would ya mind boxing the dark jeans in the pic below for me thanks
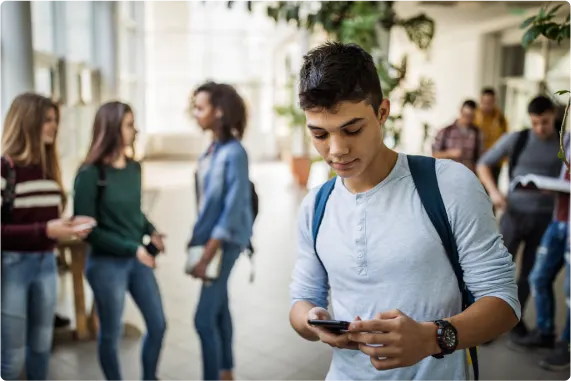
[1,251,57,380]
[194,244,241,380]
[500,210,552,317]
[529,221,570,341]
[86,255,167,380]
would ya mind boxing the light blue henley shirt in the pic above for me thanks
[290,153,521,380]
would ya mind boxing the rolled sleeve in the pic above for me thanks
[289,189,330,309]
[437,160,521,319]
[211,225,232,242]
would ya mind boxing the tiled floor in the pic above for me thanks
[50,160,570,380]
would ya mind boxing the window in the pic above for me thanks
[31,1,55,53]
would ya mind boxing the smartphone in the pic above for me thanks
[308,319,350,333]
[73,222,96,232]
[145,242,160,257]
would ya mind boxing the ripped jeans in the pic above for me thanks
[1,251,57,380]
[529,221,569,341]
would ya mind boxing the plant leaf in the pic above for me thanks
[548,4,563,16]
[520,15,536,29]
[554,90,571,96]
[563,24,570,39]
[558,150,564,160]
[545,23,562,40]
[522,25,541,48]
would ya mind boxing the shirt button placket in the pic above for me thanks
[355,195,367,276]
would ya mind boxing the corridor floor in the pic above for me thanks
[50,160,569,380]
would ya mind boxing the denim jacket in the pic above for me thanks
[189,139,253,249]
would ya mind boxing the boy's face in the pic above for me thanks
[530,110,556,140]
[305,99,390,178]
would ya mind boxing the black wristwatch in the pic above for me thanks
[431,320,458,359]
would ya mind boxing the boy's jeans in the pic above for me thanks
[1,251,57,380]
[529,221,569,340]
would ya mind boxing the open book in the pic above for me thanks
[510,174,570,194]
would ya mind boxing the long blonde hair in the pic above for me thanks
[1,92,67,209]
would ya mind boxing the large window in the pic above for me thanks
[65,2,94,63]
[31,1,55,53]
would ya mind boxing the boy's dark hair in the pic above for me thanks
[481,87,496,97]
[462,100,477,110]
[298,42,383,112]
[528,95,554,115]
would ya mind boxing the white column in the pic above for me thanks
[1,1,35,119]
[92,1,118,101]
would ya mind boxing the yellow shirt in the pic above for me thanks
[474,108,508,151]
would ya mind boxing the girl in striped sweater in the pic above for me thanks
[1,93,95,380]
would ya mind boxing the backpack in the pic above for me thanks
[0,156,16,275]
[244,180,259,282]
[95,164,107,221]
[312,155,479,380]
[508,129,530,180]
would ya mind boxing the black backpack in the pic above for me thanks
[245,180,259,282]
[247,180,259,250]
[0,156,16,275]
[508,129,530,180]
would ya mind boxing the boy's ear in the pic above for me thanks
[377,99,391,125]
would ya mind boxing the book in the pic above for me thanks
[185,246,223,280]
[510,174,570,194]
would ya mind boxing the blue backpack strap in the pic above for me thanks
[312,177,337,270]
[407,155,479,380]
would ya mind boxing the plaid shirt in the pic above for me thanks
[432,122,483,172]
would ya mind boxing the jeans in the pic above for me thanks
[86,255,167,380]
[562,243,570,342]
[194,244,241,380]
[1,251,57,380]
[500,210,552,317]
[529,221,569,336]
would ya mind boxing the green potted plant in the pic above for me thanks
[275,76,312,186]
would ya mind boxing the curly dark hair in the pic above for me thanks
[193,82,247,142]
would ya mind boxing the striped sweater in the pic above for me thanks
[1,159,62,252]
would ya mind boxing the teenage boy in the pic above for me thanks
[289,42,520,380]
[477,95,561,341]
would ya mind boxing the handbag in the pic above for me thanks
[185,246,223,280]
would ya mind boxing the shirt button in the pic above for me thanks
[358,225,363,231]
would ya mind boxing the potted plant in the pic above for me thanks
[275,100,312,187]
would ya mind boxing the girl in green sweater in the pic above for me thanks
[73,102,166,380]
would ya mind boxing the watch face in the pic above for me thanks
[443,327,457,349]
